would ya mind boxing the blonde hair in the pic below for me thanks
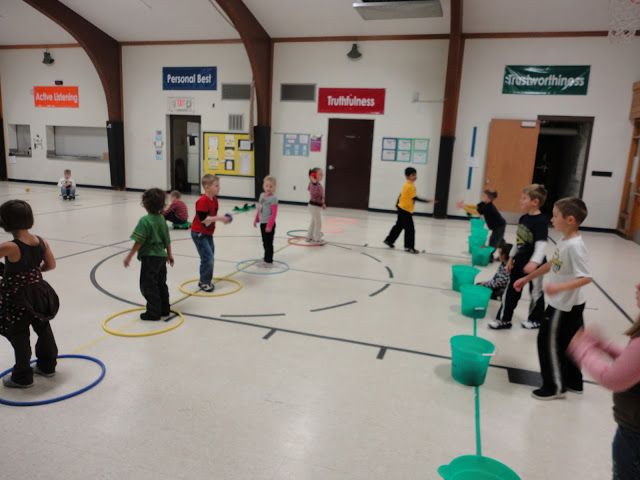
[522,183,547,206]
[201,174,219,188]
[263,175,276,186]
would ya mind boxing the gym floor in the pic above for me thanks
[0,182,635,479]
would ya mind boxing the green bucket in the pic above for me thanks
[460,285,492,319]
[451,265,480,292]
[470,217,485,231]
[468,235,485,254]
[438,455,520,480]
[471,246,495,267]
[450,335,495,386]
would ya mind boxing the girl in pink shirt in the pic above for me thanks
[569,283,640,480]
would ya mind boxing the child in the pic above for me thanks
[489,184,548,330]
[163,190,190,229]
[456,189,506,255]
[515,197,591,400]
[124,188,174,321]
[191,174,230,292]
[253,176,278,267]
[569,284,640,479]
[0,200,59,388]
[384,167,432,254]
[307,168,326,244]
[57,169,76,200]
[478,243,512,300]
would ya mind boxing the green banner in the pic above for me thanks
[502,65,590,95]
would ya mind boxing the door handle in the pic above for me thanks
[328,165,335,170]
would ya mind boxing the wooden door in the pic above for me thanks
[484,119,541,215]
[325,118,374,209]
[618,118,640,242]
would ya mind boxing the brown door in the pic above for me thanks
[618,117,640,243]
[484,119,541,216]
[325,118,374,209]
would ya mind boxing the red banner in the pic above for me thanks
[34,86,79,108]
[318,88,385,114]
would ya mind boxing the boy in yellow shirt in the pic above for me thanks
[384,167,432,254]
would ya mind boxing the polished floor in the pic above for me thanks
[0,182,635,479]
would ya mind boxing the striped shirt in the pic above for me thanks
[164,199,188,222]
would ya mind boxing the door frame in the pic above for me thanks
[168,114,201,192]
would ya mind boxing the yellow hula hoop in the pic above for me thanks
[177,277,243,297]
[102,307,185,338]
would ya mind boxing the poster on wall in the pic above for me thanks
[283,133,310,157]
[502,65,590,95]
[310,136,322,153]
[202,131,254,177]
[382,137,429,164]
[317,88,385,114]
[33,86,79,108]
[163,67,217,90]
[154,130,163,161]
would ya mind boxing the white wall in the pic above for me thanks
[450,37,640,229]
[0,48,110,185]
[122,44,253,196]
[270,40,448,211]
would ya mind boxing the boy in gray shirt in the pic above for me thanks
[253,176,279,266]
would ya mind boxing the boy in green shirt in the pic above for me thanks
[124,188,174,320]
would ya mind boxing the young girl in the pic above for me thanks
[0,200,59,388]
[253,176,278,267]
[307,168,325,244]
[569,283,640,479]
[456,189,506,252]
[478,242,512,300]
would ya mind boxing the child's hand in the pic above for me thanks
[505,258,513,273]
[523,261,538,274]
[455,200,464,209]
[123,255,132,268]
[322,204,327,210]
[265,226,272,233]
[513,278,527,292]
[167,255,174,267]
[544,283,562,296]
[253,220,258,228]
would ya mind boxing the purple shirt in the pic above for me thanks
[308,182,324,205]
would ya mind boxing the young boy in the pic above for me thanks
[384,167,432,254]
[163,190,190,229]
[307,168,326,244]
[254,176,278,267]
[191,174,230,292]
[57,169,76,200]
[489,184,548,330]
[124,188,174,321]
[514,197,592,400]
[478,243,512,300]
[457,190,506,254]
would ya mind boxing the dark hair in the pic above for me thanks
[64,169,71,174]
[141,188,166,214]
[404,167,417,177]
[309,167,321,180]
[170,190,181,199]
[0,200,34,232]
[554,197,588,225]
[483,189,498,200]
[499,242,513,259]
[523,184,547,206]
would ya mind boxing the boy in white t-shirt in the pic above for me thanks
[514,197,592,400]
[57,169,76,200]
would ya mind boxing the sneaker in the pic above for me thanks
[521,320,541,329]
[531,388,566,400]
[2,376,33,388]
[199,282,215,292]
[488,319,512,330]
[161,310,172,317]
[69,196,75,200]
[565,386,583,394]
[140,312,161,321]
[383,239,395,249]
[33,365,55,377]
[263,262,275,269]
[405,248,420,254]
[62,195,68,200]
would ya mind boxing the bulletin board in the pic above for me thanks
[202,131,255,177]
[381,137,429,164]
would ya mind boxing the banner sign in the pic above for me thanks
[34,86,79,108]
[502,65,590,95]
[318,88,385,114]
[163,66,217,90]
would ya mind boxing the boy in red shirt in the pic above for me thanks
[191,175,230,292]
[163,190,189,229]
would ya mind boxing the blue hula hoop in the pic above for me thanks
[0,354,106,407]
[235,258,290,275]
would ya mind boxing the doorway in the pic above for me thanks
[325,118,374,209]
[533,116,593,217]
[169,115,201,193]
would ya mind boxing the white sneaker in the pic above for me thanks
[521,320,541,330]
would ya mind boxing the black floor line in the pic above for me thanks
[377,347,387,360]
[36,199,138,216]
[369,284,391,297]
[262,329,277,340]
[360,252,382,263]
[310,300,357,312]
[329,239,469,260]
[222,313,286,318]
[56,239,131,260]
[385,266,394,278]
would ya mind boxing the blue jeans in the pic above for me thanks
[613,426,640,480]
[61,186,76,197]
[191,231,214,285]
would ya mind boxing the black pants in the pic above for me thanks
[489,225,505,249]
[7,319,58,385]
[260,223,275,263]
[140,256,170,317]
[496,264,545,324]
[164,211,187,225]
[537,304,585,394]
[385,208,415,249]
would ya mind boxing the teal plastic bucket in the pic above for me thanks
[438,455,520,480]
[468,235,485,254]
[460,285,492,319]
[471,246,495,267]
[451,265,480,292]
[450,335,495,386]
[470,217,485,231]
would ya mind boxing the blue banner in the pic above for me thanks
[162,67,217,91]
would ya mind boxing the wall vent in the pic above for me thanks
[228,114,244,131]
